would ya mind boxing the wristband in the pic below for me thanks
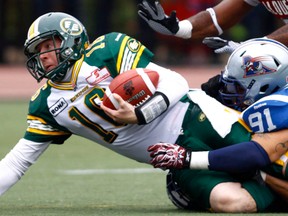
[189,151,209,169]
[206,8,223,35]
[175,20,193,39]
[135,92,169,125]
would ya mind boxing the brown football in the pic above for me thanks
[102,68,159,110]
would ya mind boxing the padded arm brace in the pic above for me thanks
[137,62,189,124]
[135,91,169,124]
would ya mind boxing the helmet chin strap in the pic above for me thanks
[48,61,71,82]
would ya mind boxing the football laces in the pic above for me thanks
[134,95,151,107]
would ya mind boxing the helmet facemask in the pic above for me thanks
[25,31,75,82]
[219,72,248,111]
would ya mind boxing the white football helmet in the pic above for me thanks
[219,38,288,110]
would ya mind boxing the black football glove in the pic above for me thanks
[138,0,179,36]
[201,74,223,100]
[203,37,240,54]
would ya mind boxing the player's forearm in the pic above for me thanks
[252,129,288,162]
[188,141,271,172]
[134,62,189,125]
[266,24,288,47]
[187,11,219,40]
[146,62,189,106]
[190,130,288,172]
[0,139,50,195]
[149,141,271,172]
[188,0,252,40]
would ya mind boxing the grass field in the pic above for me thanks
[0,101,286,216]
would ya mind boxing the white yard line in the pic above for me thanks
[60,168,167,175]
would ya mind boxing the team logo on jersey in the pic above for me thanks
[86,67,111,85]
[242,56,277,77]
[60,18,83,36]
[49,97,68,117]
[127,38,140,52]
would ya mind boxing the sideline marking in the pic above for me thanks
[60,168,166,175]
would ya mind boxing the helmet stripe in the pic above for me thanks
[28,17,40,39]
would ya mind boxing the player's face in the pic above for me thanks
[37,37,62,72]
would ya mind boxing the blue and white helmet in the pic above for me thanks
[219,38,288,110]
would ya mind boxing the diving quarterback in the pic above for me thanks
[0,12,286,212]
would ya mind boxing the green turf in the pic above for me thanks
[0,101,286,216]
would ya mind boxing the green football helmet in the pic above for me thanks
[24,12,89,82]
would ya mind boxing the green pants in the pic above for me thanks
[171,169,275,211]
[173,97,276,211]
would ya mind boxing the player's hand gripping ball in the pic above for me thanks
[102,68,159,110]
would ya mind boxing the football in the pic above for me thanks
[102,68,159,110]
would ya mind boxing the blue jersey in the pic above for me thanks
[242,87,288,179]
[242,87,288,133]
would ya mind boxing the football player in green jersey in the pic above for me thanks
[0,12,286,213]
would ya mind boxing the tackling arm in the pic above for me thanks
[0,139,50,195]
[138,0,253,40]
[266,25,288,47]
[149,129,288,172]
[189,0,252,39]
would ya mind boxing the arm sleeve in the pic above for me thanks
[134,62,189,124]
[208,141,271,172]
[0,138,50,196]
[145,62,189,107]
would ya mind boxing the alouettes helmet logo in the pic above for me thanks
[242,56,277,78]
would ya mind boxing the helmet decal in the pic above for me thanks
[60,18,83,36]
[242,56,277,78]
[27,17,41,40]
[24,12,89,82]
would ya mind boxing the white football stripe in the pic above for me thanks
[136,68,156,94]
[105,87,120,109]
[60,168,165,175]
